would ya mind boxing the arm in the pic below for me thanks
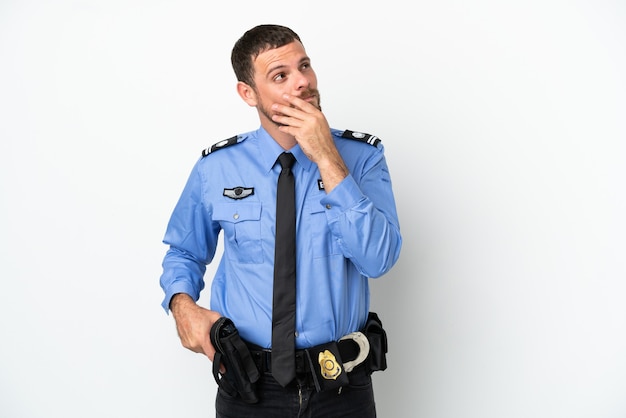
[271,94,402,277]
[159,162,223,361]
[322,155,402,278]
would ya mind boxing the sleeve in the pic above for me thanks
[159,161,221,313]
[320,148,402,278]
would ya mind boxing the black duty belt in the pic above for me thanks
[247,337,362,376]
[210,313,387,397]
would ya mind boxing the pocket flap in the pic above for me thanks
[213,202,261,223]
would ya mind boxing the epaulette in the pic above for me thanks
[201,135,239,157]
[341,130,381,147]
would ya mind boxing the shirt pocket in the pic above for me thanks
[305,197,340,259]
[213,202,263,264]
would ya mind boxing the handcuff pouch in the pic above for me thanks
[363,312,388,373]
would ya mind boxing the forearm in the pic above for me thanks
[332,198,402,277]
[160,246,208,312]
[322,173,402,278]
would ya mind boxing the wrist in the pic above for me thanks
[317,157,348,193]
[170,293,194,315]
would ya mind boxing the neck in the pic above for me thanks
[259,114,297,150]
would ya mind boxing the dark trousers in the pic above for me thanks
[215,366,377,418]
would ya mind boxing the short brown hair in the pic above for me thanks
[231,24,302,87]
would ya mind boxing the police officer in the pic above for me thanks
[159,24,402,418]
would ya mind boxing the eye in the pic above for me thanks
[273,72,286,82]
[301,62,311,71]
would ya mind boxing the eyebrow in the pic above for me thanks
[266,56,311,77]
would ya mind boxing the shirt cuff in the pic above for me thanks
[161,282,198,314]
[319,174,364,219]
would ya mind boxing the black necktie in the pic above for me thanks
[271,152,297,387]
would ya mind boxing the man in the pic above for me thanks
[160,24,402,417]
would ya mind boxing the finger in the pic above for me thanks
[271,113,303,128]
[281,93,315,112]
[202,338,226,373]
[203,340,216,359]
[271,102,303,119]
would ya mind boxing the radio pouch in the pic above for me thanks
[209,317,260,404]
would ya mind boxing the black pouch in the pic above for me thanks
[209,317,260,404]
[304,341,350,392]
[363,312,388,373]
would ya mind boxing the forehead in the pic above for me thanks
[253,41,308,75]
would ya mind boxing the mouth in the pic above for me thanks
[286,89,321,111]
[300,88,318,102]
[300,93,319,108]
[303,92,317,102]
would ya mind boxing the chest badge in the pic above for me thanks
[223,187,254,200]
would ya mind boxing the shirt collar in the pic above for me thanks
[256,126,314,173]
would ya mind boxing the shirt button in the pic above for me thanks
[233,213,239,220]
[325,204,331,209]
[294,331,299,337]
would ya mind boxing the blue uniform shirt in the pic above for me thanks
[160,126,402,349]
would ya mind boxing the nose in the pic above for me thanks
[293,70,310,91]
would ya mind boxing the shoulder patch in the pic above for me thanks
[201,135,239,157]
[341,130,381,147]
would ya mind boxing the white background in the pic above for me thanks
[1,1,625,417]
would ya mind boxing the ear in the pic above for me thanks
[236,81,258,107]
